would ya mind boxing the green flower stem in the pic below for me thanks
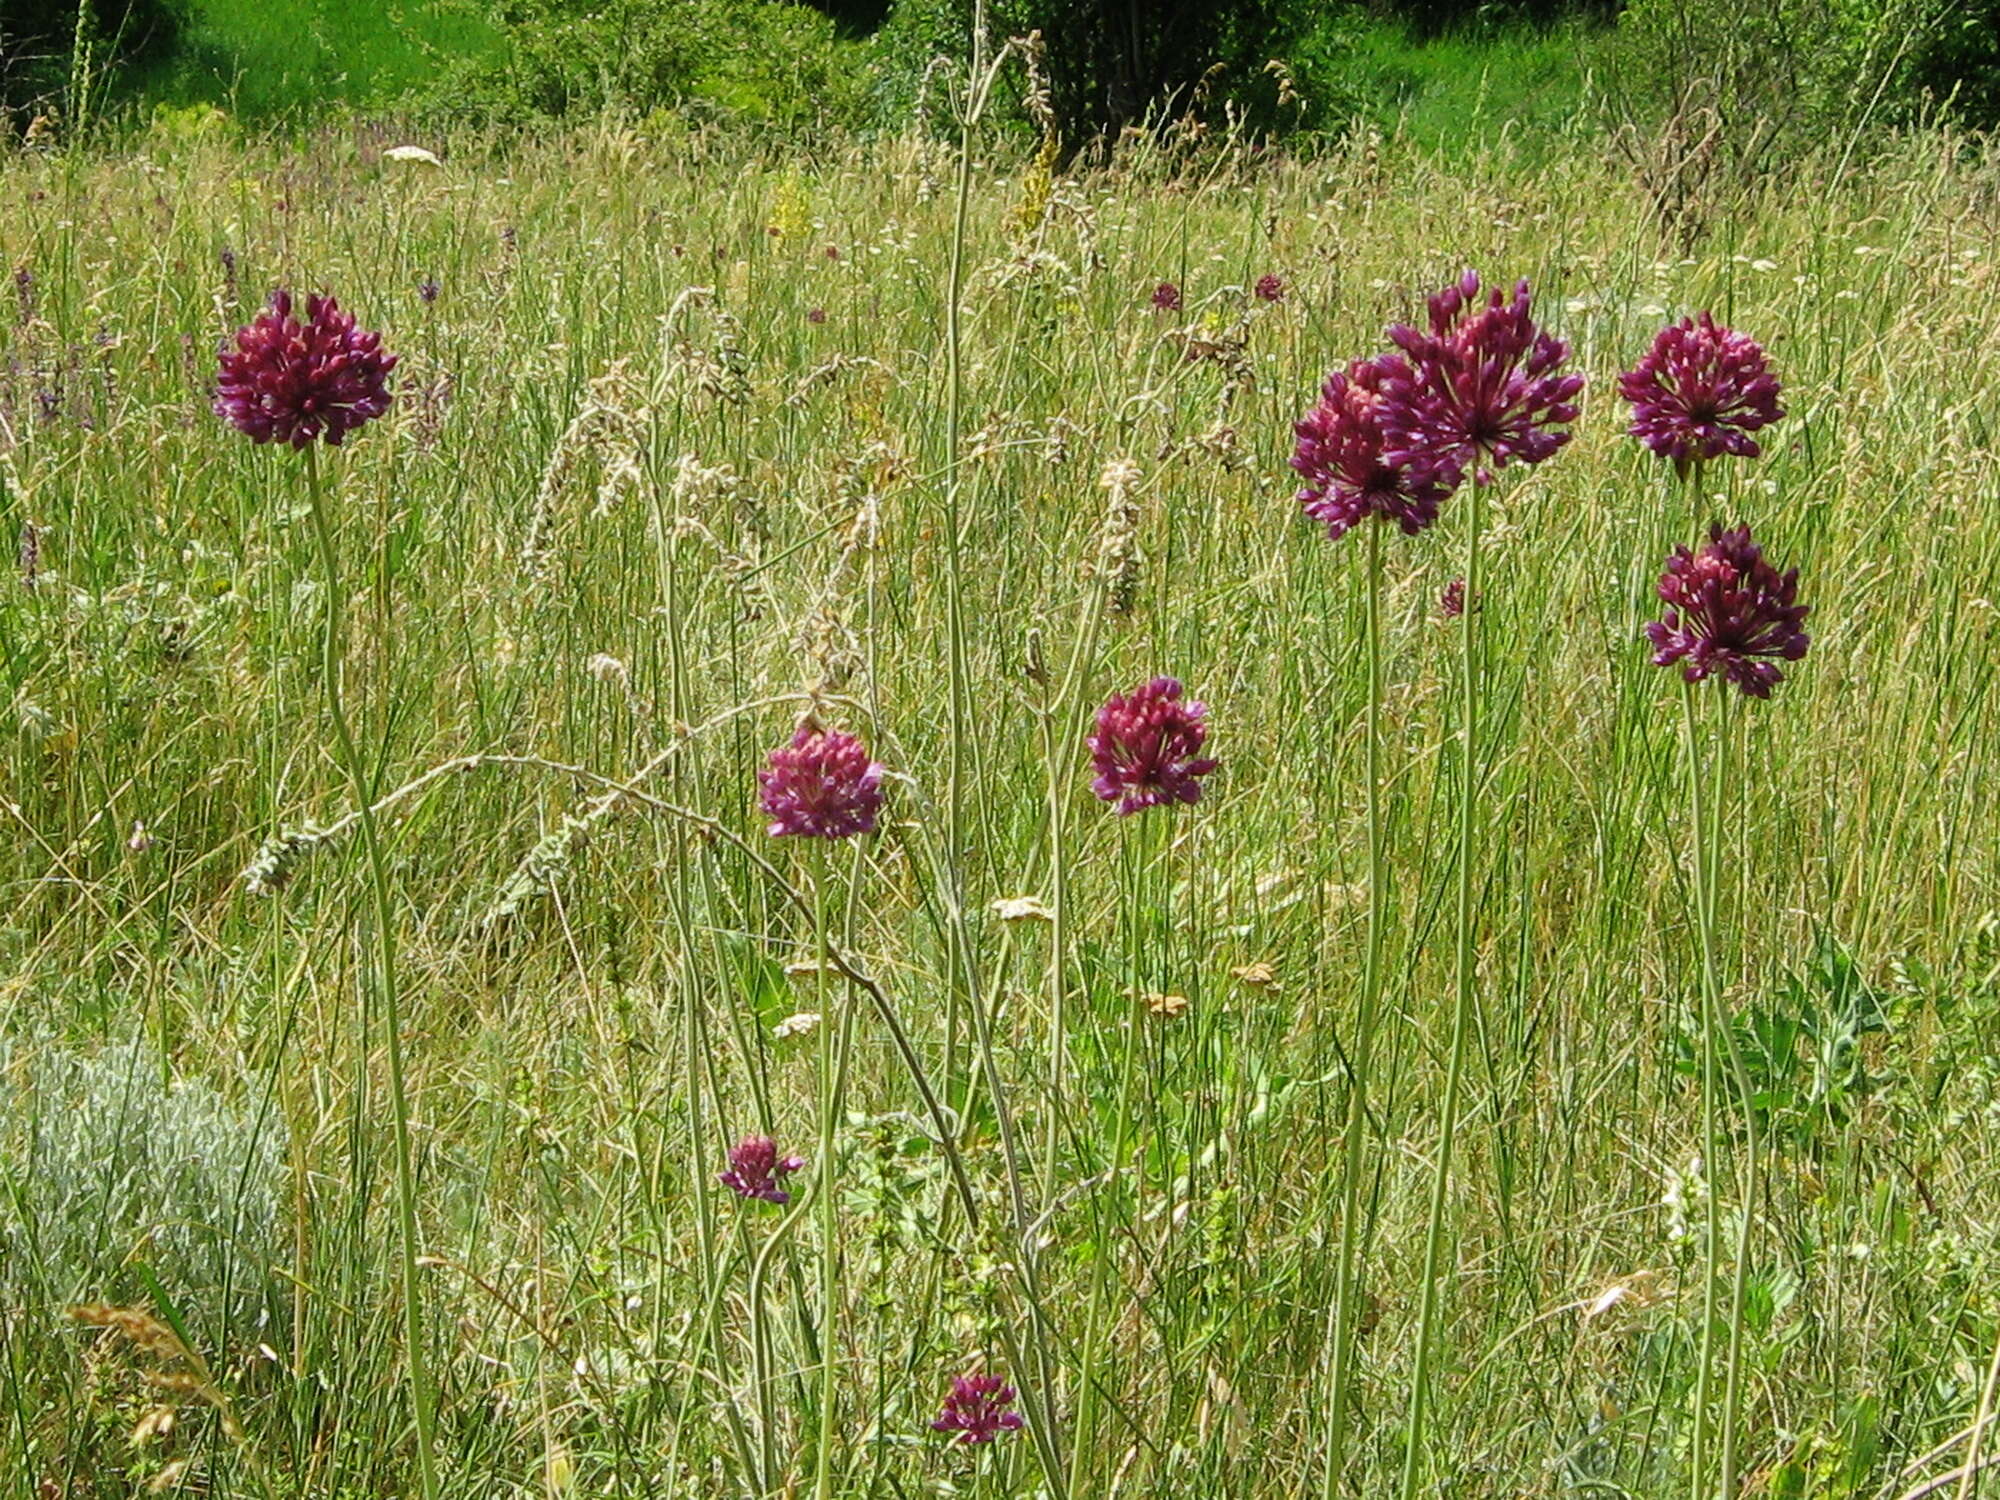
[300,442,438,1500]
[1685,685,1759,1500]
[1322,519,1388,1497]
[1400,462,1489,1500]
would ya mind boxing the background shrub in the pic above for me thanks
[418,0,874,131]
[2,0,187,118]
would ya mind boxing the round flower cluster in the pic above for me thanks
[214,289,397,448]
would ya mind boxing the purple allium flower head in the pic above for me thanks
[1292,355,1463,540]
[1440,577,1466,618]
[1618,311,1783,472]
[1151,281,1183,312]
[1381,269,1581,480]
[1088,677,1218,815]
[758,725,884,839]
[418,277,440,305]
[806,306,827,325]
[1254,273,1285,303]
[719,1135,807,1205]
[1645,524,1810,699]
[931,1373,1024,1444]
[214,290,397,449]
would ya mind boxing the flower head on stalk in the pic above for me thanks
[1088,677,1218,815]
[1381,269,1581,481]
[1292,355,1462,539]
[931,1373,1024,1444]
[1645,524,1810,698]
[1254,274,1285,303]
[214,290,396,448]
[719,1135,806,1204]
[758,725,884,839]
[1619,312,1784,475]
[1151,282,1183,312]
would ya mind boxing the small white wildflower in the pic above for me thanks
[1585,1284,1630,1319]
[773,1011,822,1041]
[992,895,1054,923]
[586,653,629,685]
[383,145,442,167]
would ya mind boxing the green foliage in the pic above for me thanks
[1685,939,1890,1149]
[0,1040,288,1338]
[417,0,875,130]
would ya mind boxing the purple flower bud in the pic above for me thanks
[1151,282,1182,313]
[719,1135,807,1205]
[1619,312,1783,472]
[1292,355,1462,540]
[1440,577,1467,618]
[1088,677,1218,815]
[1254,273,1285,303]
[931,1373,1024,1444]
[807,306,827,325]
[214,289,397,449]
[1380,270,1582,479]
[758,725,884,839]
[1645,524,1810,699]
[418,277,440,305]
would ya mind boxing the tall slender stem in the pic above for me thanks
[1322,521,1387,1497]
[1705,693,1757,1500]
[940,0,984,1107]
[1400,468,1487,1500]
[1685,680,1719,1500]
[299,443,439,1500]
[1068,810,1158,1497]
[749,1189,813,1492]
[812,853,845,1500]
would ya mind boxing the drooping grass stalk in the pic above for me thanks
[1321,520,1388,1497]
[930,16,1073,1491]
[1400,464,1489,1500]
[646,484,752,1488]
[298,442,439,1500]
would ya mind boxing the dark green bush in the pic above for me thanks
[2,0,187,116]
[874,0,1304,142]
[1908,0,2000,128]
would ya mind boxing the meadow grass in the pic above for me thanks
[121,0,502,120]
[2,114,2000,1498]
